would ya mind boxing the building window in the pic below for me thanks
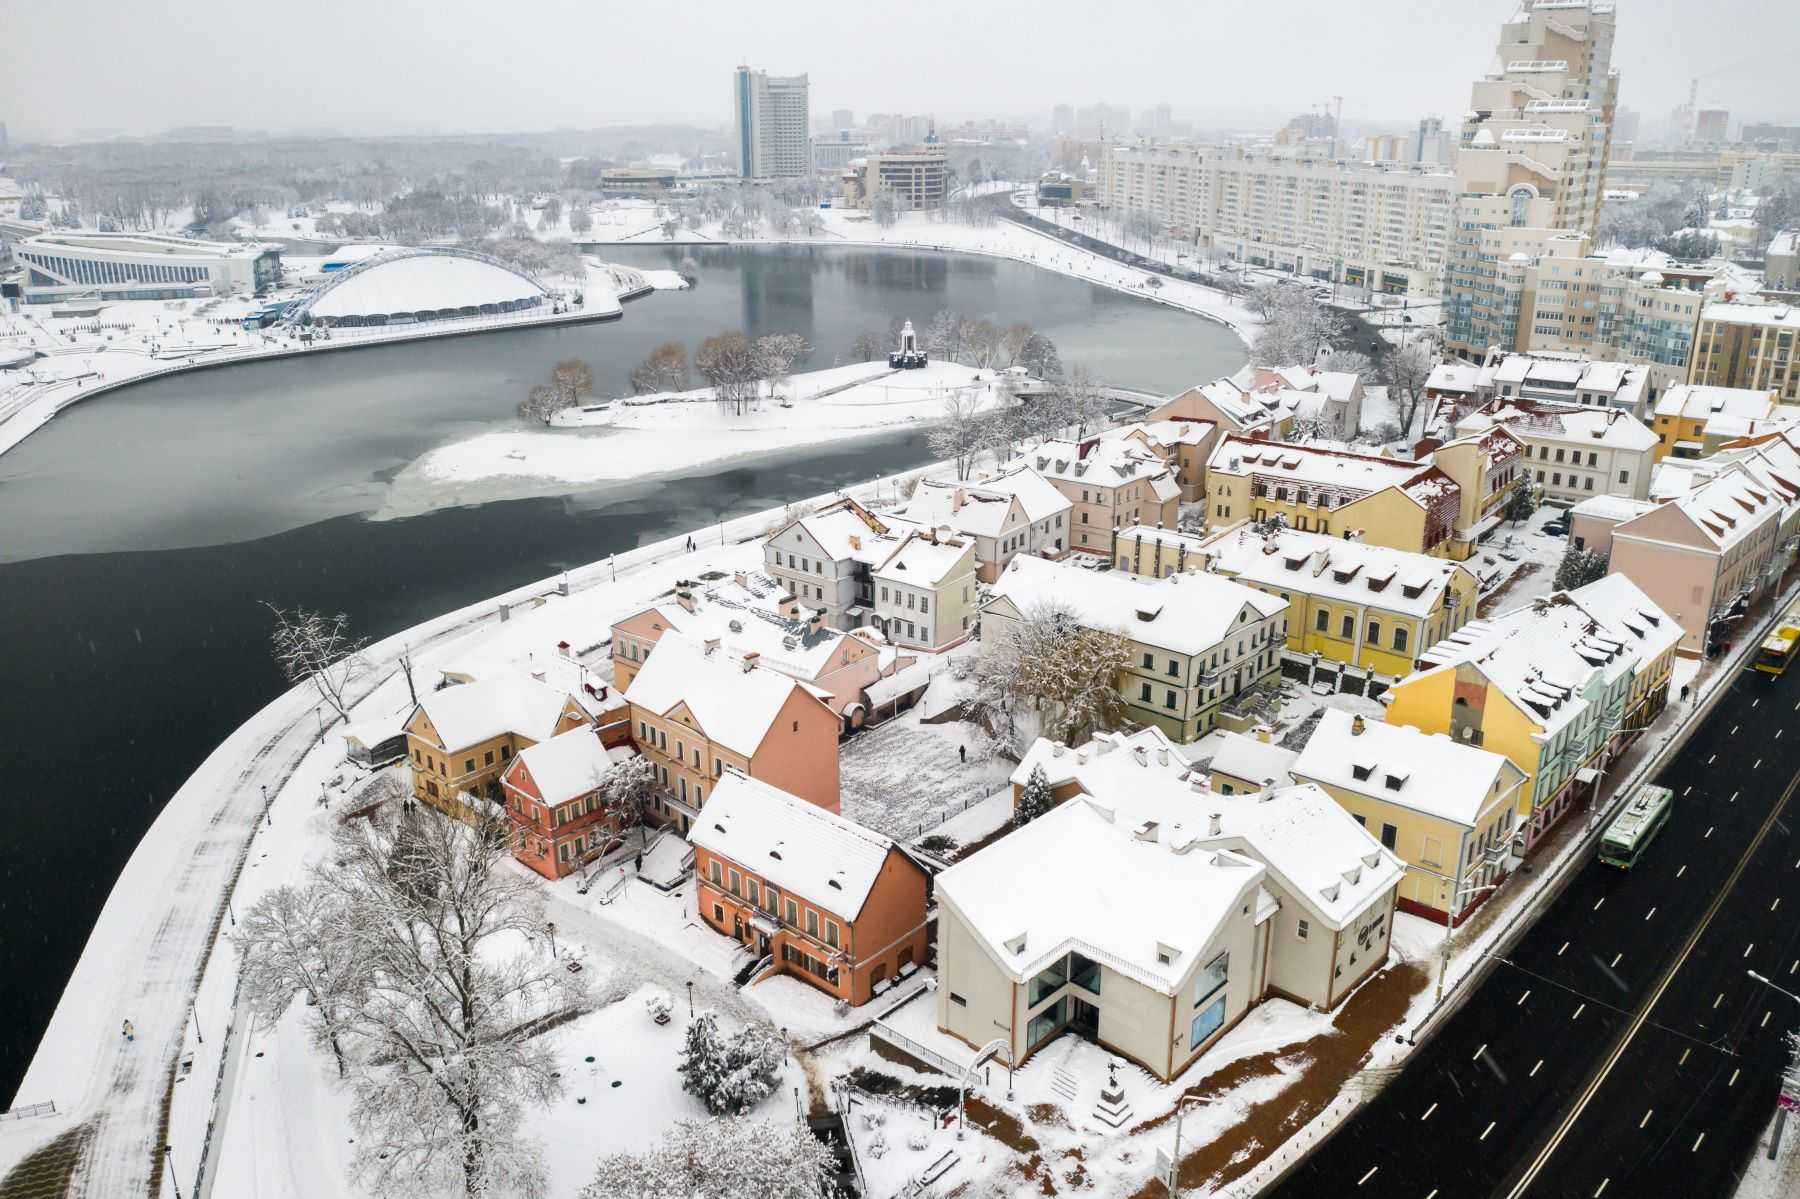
[806,909,820,937]
[1393,626,1408,652]
[785,898,799,925]
[1366,620,1381,645]
[1297,919,1310,940]
[712,903,724,923]
[825,920,840,948]
[1140,682,1152,701]
[729,869,741,896]
[1195,951,1228,1008]
[1316,609,1329,632]
[1341,614,1354,638]
[1190,995,1227,1049]
[1381,823,1398,850]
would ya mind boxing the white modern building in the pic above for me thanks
[14,231,280,304]
[733,66,811,179]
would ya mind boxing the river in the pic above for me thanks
[0,243,1243,1096]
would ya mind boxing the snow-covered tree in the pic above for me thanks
[696,331,761,414]
[850,329,887,362]
[1378,340,1437,441]
[982,394,1024,465]
[630,342,688,395]
[1320,348,1372,378]
[599,752,658,821]
[580,1116,839,1199]
[265,603,368,721]
[549,358,595,409]
[1018,332,1063,382]
[237,883,355,1076]
[1061,364,1108,438]
[1505,482,1539,525]
[870,193,898,227]
[237,807,586,1199]
[1554,544,1607,591]
[753,332,813,400]
[1014,764,1055,827]
[927,389,988,480]
[970,599,1130,756]
[1250,287,1347,368]
[677,1013,786,1116]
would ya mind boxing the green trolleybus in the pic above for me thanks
[1599,783,1674,869]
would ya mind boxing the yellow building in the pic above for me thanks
[1112,524,1211,579]
[1291,710,1527,924]
[1204,436,1468,559]
[404,676,593,822]
[1688,303,1800,404]
[1198,527,1481,682]
[1650,382,1779,461]
[1383,576,1681,851]
[1427,425,1528,553]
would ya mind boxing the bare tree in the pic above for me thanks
[999,322,1034,367]
[1251,288,1347,368]
[581,1117,838,1199]
[265,604,368,721]
[850,329,887,362]
[630,342,689,395]
[695,331,760,414]
[237,884,355,1077]
[550,359,595,409]
[1062,364,1108,438]
[1320,349,1372,378]
[599,753,658,823]
[983,393,1024,465]
[870,193,898,227]
[752,332,813,401]
[236,807,586,1199]
[926,389,988,480]
[1379,340,1437,441]
[965,318,1001,369]
[518,383,562,424]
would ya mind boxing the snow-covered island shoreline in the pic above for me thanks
[379,359,1014,517]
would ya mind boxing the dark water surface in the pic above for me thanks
[0,245,1243,1097]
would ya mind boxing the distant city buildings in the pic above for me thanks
[1688,303,1800,402]
[1693,109,1731,145]
[1444,0,1620,360]
[841,141,949,211]
[1051,104,1074,137]
[732,65,811,179]
[1766,232,1797,291]
[13,230,280,304]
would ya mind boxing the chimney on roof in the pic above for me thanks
[734,571,749,590]
[676,590,696,614]
[1051,742,1066,758]
[809,610,825,633]
[1189,774,1212,794]
[1254,723,1272,743]
[704,638,721,656]
[1133,746,1149,768]
[1209,812,1222,836]
[848,534,861,552]
[952,487,966,513]
[557,640,572,658]
[741,651,760,673]
[1156,747,1169,767]
[1351,715,1366,736]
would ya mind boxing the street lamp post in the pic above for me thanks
[545,922,557,959]
[1436,880,1504,1006]
[1167,1093,1216,1197]
[1747,970,1800,1159]
[191,1002,203,1046]
[261,783,271,827]
[685,979,694,1018]
[164,1143,184,1199]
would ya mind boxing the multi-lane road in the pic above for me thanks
[1273,659,1800,1198]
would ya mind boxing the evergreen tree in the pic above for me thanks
[1554,544,1607,591]
[677,1013,784,1116]
[1014,764,1055,827]
[1505,482,1538,525]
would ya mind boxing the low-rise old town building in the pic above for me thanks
[500,728,636,880]
[1027,436,1182,557]
[897,465,1071,582]
[404,676,593,821]
[622,632,842,830]
[689,772,931,1006]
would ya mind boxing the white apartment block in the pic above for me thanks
[1445,1,1620,358]
[733,66,811,179]
[1100,144,1454,299]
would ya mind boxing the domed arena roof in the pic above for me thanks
[286,247,553,327]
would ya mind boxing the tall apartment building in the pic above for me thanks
[733,66,811,179]
[1688,302,1800,402]
[1444,1,1619,359]
[1415,117,1454,165]
[1100,144,1454,298]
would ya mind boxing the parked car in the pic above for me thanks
[1542,513,1570,537]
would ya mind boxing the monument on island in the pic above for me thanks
[888,319,928,369]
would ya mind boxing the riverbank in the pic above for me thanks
[0,259,672,460]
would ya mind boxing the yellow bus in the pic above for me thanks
[1754,605,1800,677]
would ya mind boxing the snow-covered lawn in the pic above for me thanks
[838,708,1012,843]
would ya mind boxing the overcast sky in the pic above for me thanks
[3,0,1795,142]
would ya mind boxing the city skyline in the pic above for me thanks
[3,0,1796,142]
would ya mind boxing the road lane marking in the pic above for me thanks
[1763,1010,1772,1028]
[1421,1102,1437,1121]
[1773,898,1782,912]
[1731,726,1738,735]
[1559,941,1569,956]
[1680,1048,1692,1066]
[1518,989,1532,1006]
[1357,1165,1377,1185]
[1502,759,1800,1199]
[1745,942,1755,958]
[1475,1043,1487,1060]
[1611,953,1623,968]
[1594,897,1605,910]
[1714,992,1725,1009]
[1677,865,1687,878]
[1530,1059,1543,1077]
[1730,1068,1740,1086]
[1693,1132,1706,1152]
[1481,1121,1495,1141]
[1754,760,1762,771]
[1708,754,1717,765]
[1706,826,1715,839]
[1732,790,1741,802]
[1573,1003,1586,1020]
[1595,1180,1610,1197]
[1684,785,1693,796]
[1646,907,1657,920]
[1639,1109,1653,1129]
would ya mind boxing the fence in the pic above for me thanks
[0,1101,55,1122]
[910,792,987,840]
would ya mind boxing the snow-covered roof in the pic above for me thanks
[688,771,901,921]
[1568,494,1658,524]
[1206,733,1299,790]
[509,727,616,806]
[937,796,1268,994]
[873,532,976,588]
[985,555,1287,656]
[1029,437,1176,489]
[617,577,869,682]
[1167,376,1299,432]
[1203,527,1472,619]
[1654,383,1776,422]
[966,464,1074,524]
[902,483,1024,541]
[1290,710,1525,828]
[622,633,828,756]
[1123,418,1217,448]
[305,250,550,319]
[1207,434,1428,495]
[1770,231,1797,259]
[1010,727,1191,795]
[413,675,577,750]
[770,497,905,566]
[1426,362,1484,395]
[1650,463,1784,552]
[1698,303,1800,331]
[1114,524,1210,559]
[1263,366,1360,404]
[1461,399,1658,452]
[1414,577,1680,734]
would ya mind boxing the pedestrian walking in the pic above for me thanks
[958,743,967,765]
[634,852,643,872]
[1680,683,1691,704]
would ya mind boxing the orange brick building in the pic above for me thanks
[499,728,637,880]
[688,772,930,1007]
